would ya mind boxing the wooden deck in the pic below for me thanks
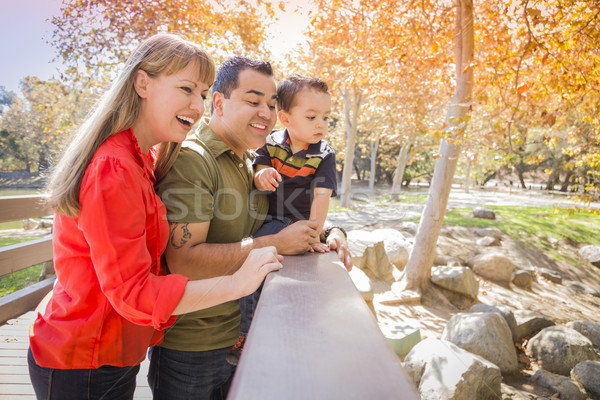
[0,311,153,399]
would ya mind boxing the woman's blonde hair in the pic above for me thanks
[46,33,215,217]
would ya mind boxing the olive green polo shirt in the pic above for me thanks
[156,120,268,351]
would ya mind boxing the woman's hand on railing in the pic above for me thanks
[233,247,283,297]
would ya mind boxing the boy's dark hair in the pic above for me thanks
[212,56,273,106]
[277,74,329,112]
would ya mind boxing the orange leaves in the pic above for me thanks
[516,83,528,97]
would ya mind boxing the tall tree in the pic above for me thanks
[393,0,475,297]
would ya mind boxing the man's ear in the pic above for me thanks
[133,70,151,98]
[212,92,224,116]
[278,110,290,127]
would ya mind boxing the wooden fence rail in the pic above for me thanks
[228,252,418,399]
[0,195,54,324]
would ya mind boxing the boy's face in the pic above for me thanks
[279,88,331,152]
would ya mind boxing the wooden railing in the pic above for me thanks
[0,195,55,324]
[228,252,418,399]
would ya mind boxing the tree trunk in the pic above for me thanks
[464,158,472,193]
[395,0,474,293]
[368,136,380,192]
[390,134,414,201]
[339,86,361,208]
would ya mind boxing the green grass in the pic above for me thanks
[0,264,44,297]
[0,220,24,231]
[441,205,600,267]
[0,236,45,297]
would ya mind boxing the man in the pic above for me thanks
[148,57,351,400]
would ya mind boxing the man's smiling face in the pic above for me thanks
[219,68,277,155]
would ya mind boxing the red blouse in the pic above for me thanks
[29,129,188,369]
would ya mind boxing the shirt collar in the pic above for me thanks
[192,119,253,160]
[269,129,322,157]
[124,128,156,182]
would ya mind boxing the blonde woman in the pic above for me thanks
[27,33,282,400]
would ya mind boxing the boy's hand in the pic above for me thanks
[254,167,282,192]
[309,242,330,253]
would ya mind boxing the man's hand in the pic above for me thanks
[309,242,330,253]
[254,167,282,192]
[326,228,352,271]
[272,220,319,255]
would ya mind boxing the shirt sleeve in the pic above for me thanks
[155,147,217,224]
[78,155,188,330]
[313,151,338,197]
[253,144,273,167]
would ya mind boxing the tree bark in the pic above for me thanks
[339,86,361,207]
[368,136,380,192]
[395,0,474,292]
[464,158,472,193]
[390,133,414,201]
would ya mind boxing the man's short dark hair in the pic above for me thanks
[212,56,273,100]
[276,74,329,112]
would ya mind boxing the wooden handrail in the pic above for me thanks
[228,252,418,400]
[0,195,54,324]
[0,195,51,223]
[0,237,53,277]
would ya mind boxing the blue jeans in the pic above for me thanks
[28,347,139,400]
[239,216,292,337]
[147,346,235,400]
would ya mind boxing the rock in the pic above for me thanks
[471,252,513,283]
[447,226,471,240]
[538,267,562,284]
[526,326,599,376]
[565,281,600,297]
[368,228,410,269]
[347,230,395,280]
[442,312,518,374]
[513,310,555,339]
[473,207,496,219]
[22,218,37,230]
[470,304,519,342]
[476,236,501,247]
[404,338,502,400]
[571,361,600,398]
[431,266,479,300]
[529,369,587,400]
[348,266,373,302]
[566,321,600,348]
[475,227,503,240]
[398,221,418,236]
[579,245,600,268]
[512,270,533,290]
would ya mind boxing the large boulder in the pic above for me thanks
[367,228,410,269]
[579,245,600,268]
[347,229,409,279]
[442,312,518,375]
[475,227,503,240]
[513,310,554,339]
[566,321,600,349]
[404,338,502,400]
[347,230,395,280]
[470,304,519,342]
[529,370,587,400]
[571,361,600,398]
[565,281,600,297]
[526,326,599,376]
[470,252,513,283]
[431,266,479,300]
[473,207,496,219]
[538,267,562,284]
[512,270,533,290]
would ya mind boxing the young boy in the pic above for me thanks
[226,74,338,365]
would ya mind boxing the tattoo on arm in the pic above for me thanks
[169,223,192,249]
